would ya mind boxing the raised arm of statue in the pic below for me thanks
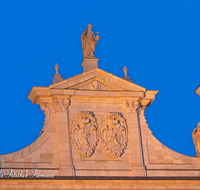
[81,24,100,58]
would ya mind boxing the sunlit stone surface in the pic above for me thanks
[0,25,199,190]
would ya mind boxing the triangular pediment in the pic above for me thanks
[49,68,146,92]
[65,77,125,91]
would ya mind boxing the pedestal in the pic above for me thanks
[81,57,99,72]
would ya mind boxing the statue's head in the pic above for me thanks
[87,24,92,31]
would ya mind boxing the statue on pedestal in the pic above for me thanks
[81,24,99,58]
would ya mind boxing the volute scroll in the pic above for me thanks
[39,103,51,135]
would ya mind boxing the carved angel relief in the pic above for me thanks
[100,113,128,157]
[70,111,98,157]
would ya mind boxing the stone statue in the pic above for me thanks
[192,123,200,157]
[81,24,99,58]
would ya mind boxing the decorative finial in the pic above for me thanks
[123,66,132,82]
[53,63,64,84]
[55,63,59,74]
[123,66,128,77]
[81,24,100,58]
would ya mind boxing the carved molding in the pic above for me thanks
[192,123,200,158]
[54,98,70,112]
[70,111,98,157]
[100,112,128,157]
[39,103,51,135]
[125,100,141,113]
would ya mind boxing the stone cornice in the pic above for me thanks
[28,87,51,104]
[0,177,200,190]
[28,87,158,108]
[1,176,200,180]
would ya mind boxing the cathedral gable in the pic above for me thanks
[49,68,146,92]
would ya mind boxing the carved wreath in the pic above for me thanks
[70,111,98,157]
[100,112,128,157]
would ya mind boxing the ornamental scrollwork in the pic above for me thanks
[39,103,51,135]
[100,112,128,157]
[125,100,141,113]
[54,98,70,112]
[70,111,98,157]
[192,123,200,158]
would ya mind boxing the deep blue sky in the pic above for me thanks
[0,1,200,157]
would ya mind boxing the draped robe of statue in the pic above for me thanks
[81,25,99,58]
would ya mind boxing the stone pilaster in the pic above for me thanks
[125,100,146,176]
[54,98,75,176]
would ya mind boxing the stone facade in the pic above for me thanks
[0,59,200,189]
[0,59,199,177]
